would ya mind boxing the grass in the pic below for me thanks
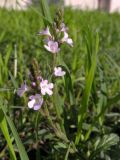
[0,4,120,160]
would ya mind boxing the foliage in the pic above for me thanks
[0,2,120,160]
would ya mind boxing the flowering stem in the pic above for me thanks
[44,103,55,128]
[14,44,17,79]
[53,54,57,70]
[35,112,40,142]
[44,102,68,142]
[53,85,66,134]
[35,112,41,160]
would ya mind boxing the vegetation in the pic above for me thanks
[0,1,120,159]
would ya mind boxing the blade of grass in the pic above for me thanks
[75,33,99,145]
[9,71,18,89]
[14,44,17,79]
[64,142,71,160]
[1,104,29,160]
[0,109,17,160]
[40,0,52,25]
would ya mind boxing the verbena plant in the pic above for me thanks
[0,0,120,160]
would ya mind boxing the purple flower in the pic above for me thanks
[54,67,66,77]
[56,23,68,33]
[28,94,43,110]
[40,80,54,96]
[61,32,73,47]
[60,23,68,32]
[39,26,52,37]
[17,82,28,97]
[44,41,60,54]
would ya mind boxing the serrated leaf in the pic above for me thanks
[94,134,119,151]
[90,134,119,159]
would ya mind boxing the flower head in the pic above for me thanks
[54,67,66,77]
[17,82,28,97]
[44,40,60,54]
[39,26,52,37]
[28,94,43,110]
[40,80,54,96]
[61,32,73,47]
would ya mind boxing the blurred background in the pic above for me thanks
[0,0,120,12]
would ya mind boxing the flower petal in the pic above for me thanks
[41,89,46,95]
[44,44,52,52]
[17,89,25,97]
[28,99,35,108]
[48,83,54,89]
[54,67,66,77]
[17,82,28,97]
[66,38,73,47]
[46,89,53,96]
[39,27,51,37]
[34,104,41,110]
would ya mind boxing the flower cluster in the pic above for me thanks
[39,22,73,54]
[17,66,66,110]
[17,77,54,110]
[17,10,73,111]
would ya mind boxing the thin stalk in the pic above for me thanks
[53,54,57,70]
[44,103,55,128]
[14,44,17,79]
[44,102,68,143]
[35,112,41,160]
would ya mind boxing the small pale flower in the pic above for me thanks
[40,80,54,96]
[56,23,68,33]
[17,82,28,97]
[28,94,43,110]
[61,32,73,47]
[60,23,68,32]
[44,40,60,54]
[54,67,66,77]
[39,26,51,37]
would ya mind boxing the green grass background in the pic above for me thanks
[0,6,120,160]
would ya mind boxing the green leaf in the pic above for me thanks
[0,32,5,43]
[64,143,71,160]
[57,55,75,105]
[75,32,99,145]
[90,134,119,159]
[0,109,17,160]
[9,71,18,89]
[4,44,12,66]
[53,84,64,115]
[40,0,52,25]
[53,84,66,133]
[95,134,119,150]
[58,65,74,106]
[1,105,29,160]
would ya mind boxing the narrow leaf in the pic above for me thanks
[1,105,29,160]
[0,109,17,160]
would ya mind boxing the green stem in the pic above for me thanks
[35,112,41,160]
[53,54,57,70]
